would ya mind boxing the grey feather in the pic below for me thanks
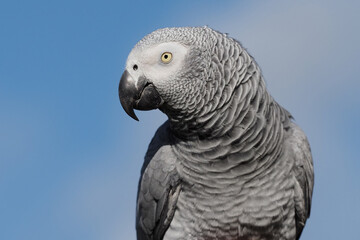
[123,26,314,240]
[136,122,181,240]
[286,122,314,239]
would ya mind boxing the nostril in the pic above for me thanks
[133,64,138,71]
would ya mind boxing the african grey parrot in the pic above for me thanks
[118,27,314,240]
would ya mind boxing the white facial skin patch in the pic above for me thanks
[126,42,189,87]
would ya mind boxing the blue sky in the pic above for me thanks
[1,0,359,239]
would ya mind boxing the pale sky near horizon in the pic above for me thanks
[1,0,359,239]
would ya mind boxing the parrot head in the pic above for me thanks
[118,27,213,121]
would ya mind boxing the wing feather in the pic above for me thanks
[287,121,314,239]
[136,121,181,240]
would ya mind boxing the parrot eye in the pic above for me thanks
[161,52,173,64]
[133,64,138,71]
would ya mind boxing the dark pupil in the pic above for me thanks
[133,64,138,70]
[164,54,168,59]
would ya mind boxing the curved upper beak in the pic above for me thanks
[118,70,163,121]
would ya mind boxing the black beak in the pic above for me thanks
[118,70,163,121]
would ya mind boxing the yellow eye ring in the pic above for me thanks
[161,52,173,64]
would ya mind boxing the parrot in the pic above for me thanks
[118,26,314,240]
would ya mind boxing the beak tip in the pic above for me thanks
[131,113,140,121]
[124,107,140,121]
[125,108,139,121]
[119,98,140,121]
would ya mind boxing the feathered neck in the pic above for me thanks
[166,46,290,182]
[165,30,287,141]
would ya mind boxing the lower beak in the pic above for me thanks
[118,70,163,121]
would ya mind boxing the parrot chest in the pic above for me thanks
[164,148,296,240]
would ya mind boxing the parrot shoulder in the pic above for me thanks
[136,121,181,240]
[285,119,314,240]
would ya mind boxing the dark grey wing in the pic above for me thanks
[287,122,314,240]
[136,121,181,240]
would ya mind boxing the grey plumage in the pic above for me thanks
[119,26,314,240]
